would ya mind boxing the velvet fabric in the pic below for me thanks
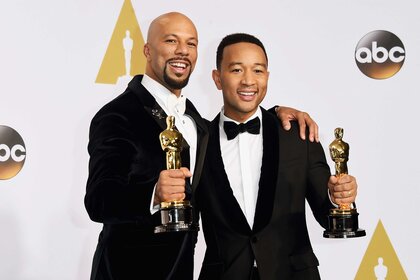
[85,75,209,280]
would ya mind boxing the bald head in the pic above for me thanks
[147,12,197,42]
[143,12,198,96]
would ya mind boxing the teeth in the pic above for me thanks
[169,62,187,69]
[238,91,256,96]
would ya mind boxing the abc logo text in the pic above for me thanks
[0,125,26,180]
[355,30,405,79]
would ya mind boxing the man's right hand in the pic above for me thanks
[154,167,192,205]
[328,174,358,206]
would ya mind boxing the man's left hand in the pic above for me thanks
[328,174,358,205]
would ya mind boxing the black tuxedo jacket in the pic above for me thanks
[85,75,209,280]
[196,108,333,280]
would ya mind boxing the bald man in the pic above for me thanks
[85,12,318,280]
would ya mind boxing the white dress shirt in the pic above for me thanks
[219,107,263,229]
[142,75,197,212]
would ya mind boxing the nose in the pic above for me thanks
[175,41,189,56]
[241,70,256,86]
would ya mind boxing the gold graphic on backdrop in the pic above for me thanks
[95,0,146,84]
[355,219,408,279]
[0,125,26,180]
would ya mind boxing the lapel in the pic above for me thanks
[128,75,168,131]
[185,99,209,193]
[209,114,252,234]
[252,108,280,233]
[128,75,209,193]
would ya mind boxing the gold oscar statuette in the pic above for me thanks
[323,128,366,238]
[154,116,198,233]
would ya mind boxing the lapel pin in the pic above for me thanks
[151,109,165,120]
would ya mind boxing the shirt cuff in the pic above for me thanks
[328,189,339,208]
[149,183,160,215]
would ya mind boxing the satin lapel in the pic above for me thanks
[252,108,279,233]
[144,102,194,156]
[129,77,205,181]
[128,75,168,131]
[144,104,168,131]
[185,100,209,192]
[209,115,251,234]
[129,75,192,153]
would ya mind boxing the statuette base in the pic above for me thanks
[323,208,366,238]
[154,201,199,233]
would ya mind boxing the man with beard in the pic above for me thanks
[85,12,319,280]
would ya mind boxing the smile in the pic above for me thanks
[169,62,188,69]
[238,91,257,96]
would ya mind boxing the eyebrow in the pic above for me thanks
[163,34,198,41]
[228,62,267,68]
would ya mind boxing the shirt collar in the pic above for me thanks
[141,74,186,115]
[219,106,262,128]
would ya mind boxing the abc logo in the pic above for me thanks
[0,125,26,180]
[355,30,405,79]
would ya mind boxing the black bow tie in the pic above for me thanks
[223,117,261,140]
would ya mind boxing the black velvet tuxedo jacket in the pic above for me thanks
[85,75,209,280]
[196,108,334,280]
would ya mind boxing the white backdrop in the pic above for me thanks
[0,0,418,279]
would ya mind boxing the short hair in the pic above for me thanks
[216,33,268,69]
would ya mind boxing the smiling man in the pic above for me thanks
[196,33,359,280]
[85,13,321,280]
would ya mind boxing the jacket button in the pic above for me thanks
[251,236,258,243]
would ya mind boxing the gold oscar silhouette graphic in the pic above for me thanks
[324,128,366,238]
[154,116,198,233]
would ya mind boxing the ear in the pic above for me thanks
[212,69,222,90]
[143,43,151,61]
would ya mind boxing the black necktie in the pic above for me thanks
[223,117,261,140]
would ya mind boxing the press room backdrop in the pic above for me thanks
[0,0,418,279]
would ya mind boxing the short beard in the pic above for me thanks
[163,64,192,90]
